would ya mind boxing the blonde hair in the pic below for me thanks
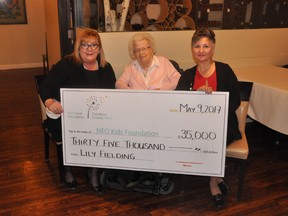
[66,29,107,67]
[128,33,157,60]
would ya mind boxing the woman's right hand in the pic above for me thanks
[45,98,63,114]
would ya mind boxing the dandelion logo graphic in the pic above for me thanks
[86,96,107,118]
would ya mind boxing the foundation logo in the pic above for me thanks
[86,96,108,118]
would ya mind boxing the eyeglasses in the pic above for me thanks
[80,43,100,50]
[133,46,151,54]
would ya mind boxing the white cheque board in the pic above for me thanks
[60,89,229,177]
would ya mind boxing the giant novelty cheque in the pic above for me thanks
[60,89,229,177]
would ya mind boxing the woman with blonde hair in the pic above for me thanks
[40,29,116,194]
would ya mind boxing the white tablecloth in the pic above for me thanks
[234,66,288,135]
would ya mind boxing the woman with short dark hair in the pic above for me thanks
[176,27,241,208]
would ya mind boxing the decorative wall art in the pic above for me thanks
[86,0,288,32]
[0,0,27,24]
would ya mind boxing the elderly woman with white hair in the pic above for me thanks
[115,33,181,90]
[115,32,181,191]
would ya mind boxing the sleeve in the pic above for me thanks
[39,60,71,103]
[102,62,116,89]
[115,65,132,89]
[175,69,193,91]
[163,59,181,90]
[226,65,241,113]
[228,65,241,112]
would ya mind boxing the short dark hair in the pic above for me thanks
[191,27,216,46]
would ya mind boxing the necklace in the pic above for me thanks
[83,61,98,70]
[197,61,215,78]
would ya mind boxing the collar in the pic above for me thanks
[133,55,159,73]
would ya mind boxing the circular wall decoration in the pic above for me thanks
[146,0,169,23]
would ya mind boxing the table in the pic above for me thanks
[234,66,288,135]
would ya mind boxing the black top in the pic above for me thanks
[176,61,241,144]
[39,57,116,142]
[40,57,116,102]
